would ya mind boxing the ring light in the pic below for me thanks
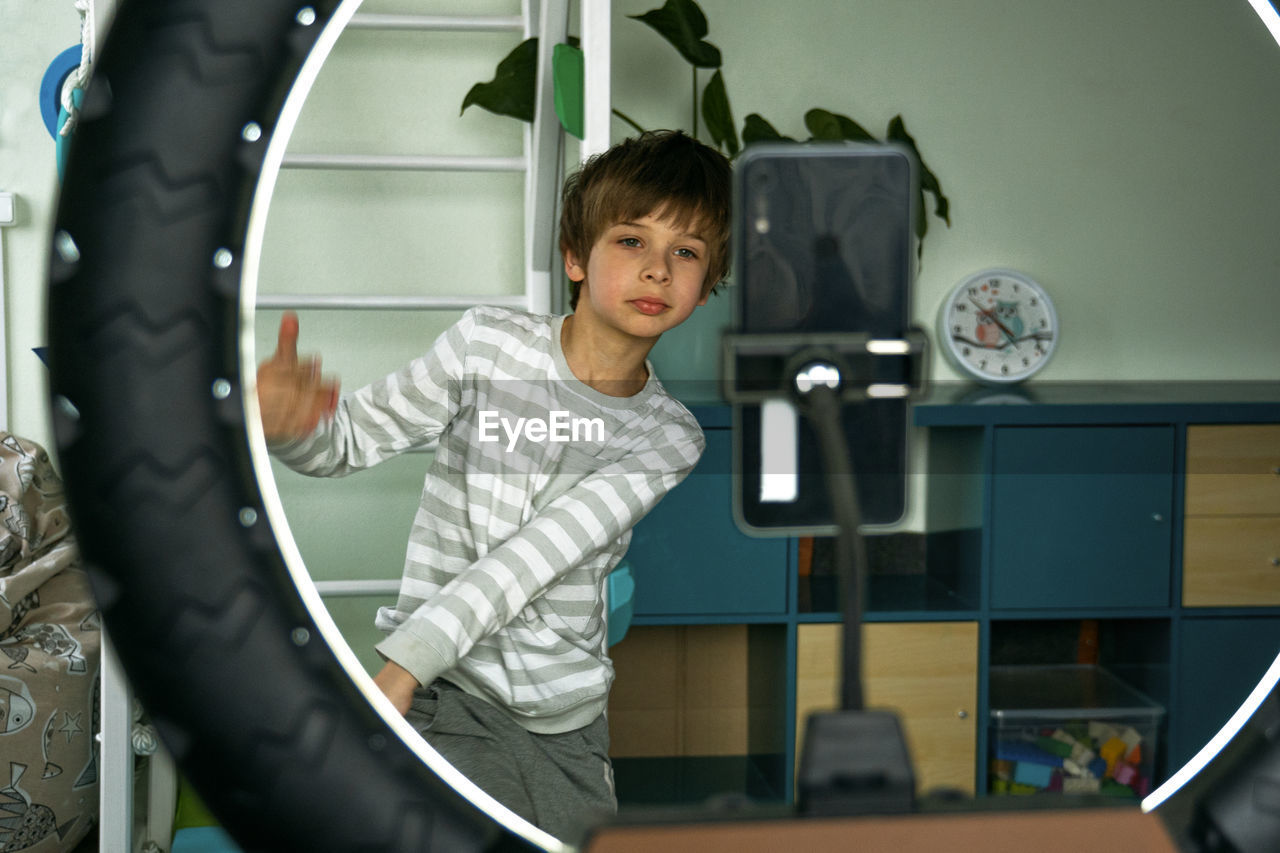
[44,0,1280,850]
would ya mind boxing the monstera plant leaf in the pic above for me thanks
[750,108,951,254]
[804,108,876,144]
[886,114,951,231]
[461,37,537,121]
[629,0,722,68]
[741,113,796,145]
[461,2,953,255]
[701,70,738,156]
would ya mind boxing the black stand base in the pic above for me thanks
[797,709,916,817]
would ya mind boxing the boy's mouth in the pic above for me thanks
[630,298,668,315]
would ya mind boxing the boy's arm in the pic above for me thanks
[372,659,419,716]
[376,428,705,690]
[269,309,473,476]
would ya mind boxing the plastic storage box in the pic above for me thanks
[988,665,1164,798]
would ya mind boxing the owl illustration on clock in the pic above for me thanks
[995,301,1024,339]
[937,269,1059,384]
[975,312,1002,347]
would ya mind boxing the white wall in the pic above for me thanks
[610,0,1280,531]
[1,0,83,451]
[626,0,1280,385]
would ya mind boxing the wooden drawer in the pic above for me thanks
[1183,517,1280,606]
[1186,425,1280,516]
[608,624,786,760]
[608,625,749,757]
[796,622,978,795]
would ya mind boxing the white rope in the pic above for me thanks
[60,0,101,138]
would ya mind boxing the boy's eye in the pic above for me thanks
[619,237,641,247]
[675,247,699,259]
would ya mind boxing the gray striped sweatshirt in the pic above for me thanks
[271,306,705,733]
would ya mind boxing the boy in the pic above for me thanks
[257,130,731,840]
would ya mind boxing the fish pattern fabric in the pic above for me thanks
[0,434,99,852]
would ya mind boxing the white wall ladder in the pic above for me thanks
[255,0,613,316]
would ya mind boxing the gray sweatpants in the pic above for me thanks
[406,680,617,843]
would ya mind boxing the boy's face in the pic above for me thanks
[564,212,710,342]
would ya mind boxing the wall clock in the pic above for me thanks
[937,268,1058,384]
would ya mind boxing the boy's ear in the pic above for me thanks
[563,251,586,283]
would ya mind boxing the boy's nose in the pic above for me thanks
[643,253,672,283]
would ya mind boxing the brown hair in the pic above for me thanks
[559,130,732,310]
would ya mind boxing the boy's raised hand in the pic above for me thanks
[256,312,340,440]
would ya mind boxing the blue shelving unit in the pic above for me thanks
[612,383,1280,808]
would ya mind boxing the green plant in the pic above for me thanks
[462,0,950,251]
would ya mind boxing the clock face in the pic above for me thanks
[938,269,1058,384]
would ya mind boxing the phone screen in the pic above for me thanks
[732,144,915,535]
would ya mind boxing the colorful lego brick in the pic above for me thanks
[1014,761,1055,788]
[1069,742,1097,766]
[995,740,1063,767]
[1112,760,1138,787]
[1101,779,1137,798]
[1120,726,1144,752]
[1090,721,1121,743]
[1036,735,1075,759]
[1062,777,1101,795]
[1100,736,1128,774]
[993,713,1158,800]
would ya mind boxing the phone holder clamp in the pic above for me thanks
[721,329,929,406]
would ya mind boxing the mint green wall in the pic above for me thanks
[612,0,1280,530]
[626,0,1280,387]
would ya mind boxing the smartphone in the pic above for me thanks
[731,144,916,535]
